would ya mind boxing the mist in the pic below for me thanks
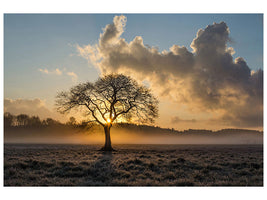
[4,126,263,145]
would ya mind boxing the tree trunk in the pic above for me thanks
[100,125,113,151]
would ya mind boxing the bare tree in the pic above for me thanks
[56,74,159,151]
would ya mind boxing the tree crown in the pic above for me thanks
[56,74,158,126]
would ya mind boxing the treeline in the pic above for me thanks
[4,112,263,135]
[115,123,263,135]
[4,112,79,128]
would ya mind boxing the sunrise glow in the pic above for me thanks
[4,14,263,131]
[3,12,264,188]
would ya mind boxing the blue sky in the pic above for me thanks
[4,14,263,128]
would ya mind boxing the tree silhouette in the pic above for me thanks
[56,74,159,151]
[4,112,14,127]
[29,116,42,127]
[42,118,60,126]
[66,117,77,127]
[17,114,30,126]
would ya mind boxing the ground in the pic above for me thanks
[4,144,263,186]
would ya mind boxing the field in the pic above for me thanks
[4,144,263,186]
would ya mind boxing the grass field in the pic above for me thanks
[4,144,263,186]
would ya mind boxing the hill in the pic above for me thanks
[4,122,263,144]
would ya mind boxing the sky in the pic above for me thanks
[4,14,263,130]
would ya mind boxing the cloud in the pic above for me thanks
[38,68,78,82]
[67,72,78,82]
[39,68,62,75]
[171,116,197,124]
[4,98,55,119]
[77,15,263,128]
[4,98,87,123]
[39,68,49,74]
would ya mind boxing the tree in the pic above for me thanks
[56,74,159,151]
[66,117,77,127]
[29,116,42,127]
[4,112,14,127]
[16,114,30,126]
[42,118,60,126]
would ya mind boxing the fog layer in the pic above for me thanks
[5,127,263,145]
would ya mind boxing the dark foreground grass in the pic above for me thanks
[4,144,263,186]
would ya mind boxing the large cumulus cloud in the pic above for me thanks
[77,15,263,128]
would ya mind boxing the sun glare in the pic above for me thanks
[106,118,111,123]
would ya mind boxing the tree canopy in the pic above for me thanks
[56,74,159,126]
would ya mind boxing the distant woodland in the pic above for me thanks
[4,112,263,135]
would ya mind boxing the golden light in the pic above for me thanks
[106,118,111,123]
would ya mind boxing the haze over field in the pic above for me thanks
[4,124,263,145]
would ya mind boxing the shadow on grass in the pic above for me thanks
[82,151,117,186]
